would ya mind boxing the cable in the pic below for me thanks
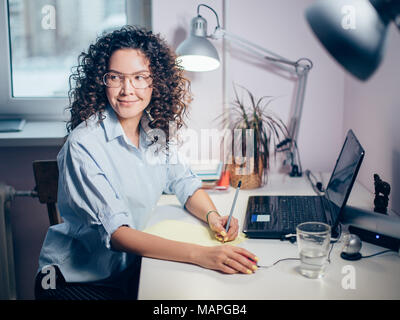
[331,223,342,243]
[305,169,325,195]
[294,140,303,176]
[257,224,396,269]
[257,242,336,269]
[257,247,396,270]
[327,242,335,264]
[257,258,300,269]
[361,249,394,259]
[260,224,342,268]
[197,4,221,28]
[275,138,303,177]
[256,242,337,269]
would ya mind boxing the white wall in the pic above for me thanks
[153,0,345,171]
[152,0,223,160]
[343,24,400,214]
[226,0,346,173]
[152,0,224,163]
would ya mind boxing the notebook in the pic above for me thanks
[0,119,26,132]
[243,129,365,239]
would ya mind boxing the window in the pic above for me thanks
[0,0,152,120]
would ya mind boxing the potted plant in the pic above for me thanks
[218,84,290,189]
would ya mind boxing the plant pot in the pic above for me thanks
[227,156,264,189]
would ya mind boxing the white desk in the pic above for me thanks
[138,174,400,300]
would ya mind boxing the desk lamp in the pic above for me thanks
[305,0,400,81]
[176,4,313,177]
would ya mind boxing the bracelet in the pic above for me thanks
[206,210,220,225]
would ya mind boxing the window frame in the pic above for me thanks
[0,0,152,121]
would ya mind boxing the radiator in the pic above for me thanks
[0,183,17,300]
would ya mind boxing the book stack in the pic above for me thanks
[190,161,229,190]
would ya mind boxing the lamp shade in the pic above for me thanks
[305,0,390,81]
[176,16,220,72]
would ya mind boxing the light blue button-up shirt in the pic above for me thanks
[37,105,202,283]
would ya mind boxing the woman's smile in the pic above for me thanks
[117,98,141,106]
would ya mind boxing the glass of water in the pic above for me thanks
[296,222,331,279]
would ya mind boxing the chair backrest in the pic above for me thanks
[32,160,61,226]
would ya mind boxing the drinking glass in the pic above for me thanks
[296,222,331,279]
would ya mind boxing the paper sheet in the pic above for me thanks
[143,220,247,246]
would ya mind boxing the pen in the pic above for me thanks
[225,180,242,233]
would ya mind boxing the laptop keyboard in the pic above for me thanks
[246,196,327,232]
[279,196,327,230]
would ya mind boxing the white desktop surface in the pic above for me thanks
[138,174,400,300]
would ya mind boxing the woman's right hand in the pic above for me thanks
[193,244,258,274]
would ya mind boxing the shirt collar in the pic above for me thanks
[102,105,157,147]
[103,105,125,142]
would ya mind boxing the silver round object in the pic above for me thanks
[342,233,362,254]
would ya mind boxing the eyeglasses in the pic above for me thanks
[103,71,153,89]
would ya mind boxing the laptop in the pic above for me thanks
[243,129,365,239]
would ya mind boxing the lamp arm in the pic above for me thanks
[284,69,310,176]
[198,3,311,72]
[290,69,310,142]
[213,27,313,75]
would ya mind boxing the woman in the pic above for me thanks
[35,26,257,300]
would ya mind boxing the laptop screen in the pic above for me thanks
[324,130,365,224]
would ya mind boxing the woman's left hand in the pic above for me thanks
[207,212,239,242]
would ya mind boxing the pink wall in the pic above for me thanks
[153,0,346,172]
[343,24,400,214]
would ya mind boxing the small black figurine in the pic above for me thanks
[373,174,390,214]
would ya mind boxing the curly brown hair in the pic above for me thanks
[67,25,192,137]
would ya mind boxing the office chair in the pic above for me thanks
[32,160,61,226]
